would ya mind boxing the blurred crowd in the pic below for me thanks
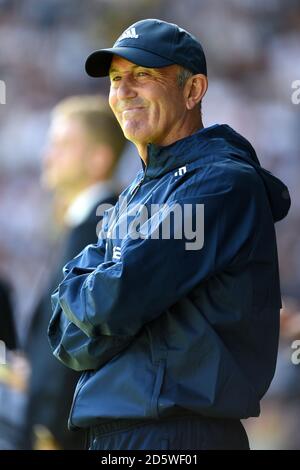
[0,0,299,450]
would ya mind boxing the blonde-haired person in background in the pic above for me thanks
[22,95,126,449]
[43,95,125,223]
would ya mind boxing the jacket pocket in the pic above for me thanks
[146,323,168,419]
[149,358,166,419]
[68,370,90,429]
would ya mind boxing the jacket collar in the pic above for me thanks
[142,124,220,179]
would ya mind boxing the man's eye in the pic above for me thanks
[111,76,121,82]
[136,71,149,77]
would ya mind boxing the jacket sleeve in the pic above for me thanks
[48,288,133,371]
[53,171,262,341]
[49,208,133,371]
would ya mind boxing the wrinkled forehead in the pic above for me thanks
[109,55,141,72]
[109,54,182,76]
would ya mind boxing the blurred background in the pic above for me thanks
[0,0,299,450]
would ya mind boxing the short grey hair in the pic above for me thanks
[177,67,194,88]
[177,66,202,113]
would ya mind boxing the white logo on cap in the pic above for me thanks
[117,27,139,41]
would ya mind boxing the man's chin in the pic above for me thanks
[123,127,147,144]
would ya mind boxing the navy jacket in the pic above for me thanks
[48,124,290,429]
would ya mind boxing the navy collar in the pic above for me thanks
[142,124,220,179]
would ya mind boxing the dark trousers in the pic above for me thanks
[88,415,250,450]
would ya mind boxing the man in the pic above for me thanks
[48,19,291,450]
[24,95,125,449]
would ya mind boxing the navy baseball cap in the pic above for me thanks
[85,19,207,78]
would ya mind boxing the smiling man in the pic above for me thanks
[108,58,206,162]
[48,19,290,450]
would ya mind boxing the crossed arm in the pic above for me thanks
[48,181,259,371]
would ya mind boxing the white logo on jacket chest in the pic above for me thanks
[174,166,187,177]
[112,246,122,261]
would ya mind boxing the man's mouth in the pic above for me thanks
[122,107,144,113]
[121,107,145,119]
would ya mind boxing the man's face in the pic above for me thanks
[42,117,92,192]
[108,56,187,148]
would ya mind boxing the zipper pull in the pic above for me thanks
[130,177,144,197]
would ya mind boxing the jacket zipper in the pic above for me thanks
[107,173,146,243]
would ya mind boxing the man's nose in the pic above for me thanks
[117,77,137,100]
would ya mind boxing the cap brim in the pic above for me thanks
[85,47,174,77]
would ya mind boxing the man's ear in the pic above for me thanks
[185,74,208,110]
